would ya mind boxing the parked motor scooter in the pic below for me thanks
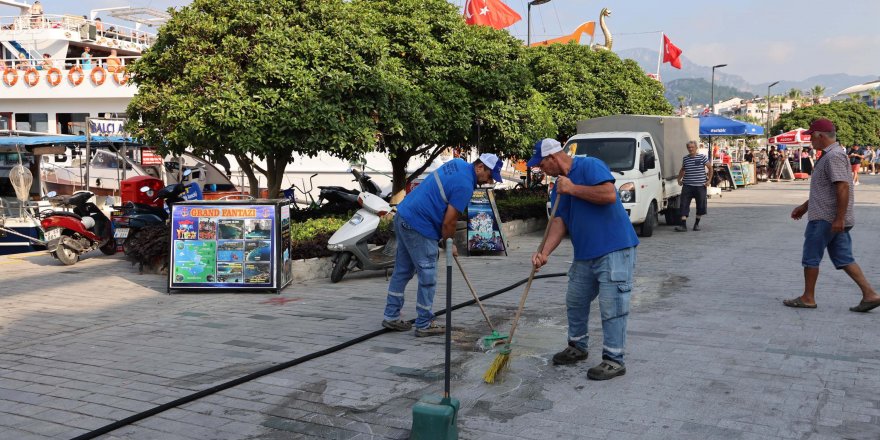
[113,169,193,255]
[40,191,117,265]
[326,192,396,283]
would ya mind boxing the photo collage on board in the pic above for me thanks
[172,206,274,286]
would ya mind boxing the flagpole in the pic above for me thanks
[656,31,663,77]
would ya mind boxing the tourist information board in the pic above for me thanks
[168,199,292,293]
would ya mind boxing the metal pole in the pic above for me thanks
[444,238,453,398]
[656,32,663,77]
[85,117,91,191]
[766,81,779,144]
[526,3,531,46]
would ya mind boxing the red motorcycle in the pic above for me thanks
[40,191,117,265]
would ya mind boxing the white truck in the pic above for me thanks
[564,115,699,237]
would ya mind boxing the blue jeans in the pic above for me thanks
[566,247,636,365]
[802,220,854,269]
[383,216,439,329]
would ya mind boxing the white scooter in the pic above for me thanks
[326,192,396,283]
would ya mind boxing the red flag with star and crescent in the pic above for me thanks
[464,0,522,29]
[662,34,683,69]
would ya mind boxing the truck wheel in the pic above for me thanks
[330,252,352,283]
[664,197,679,225]
[639,203,657,237]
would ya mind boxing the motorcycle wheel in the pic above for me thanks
[100,237,118,255]
[53,244,79,266]
[330,252,352,283]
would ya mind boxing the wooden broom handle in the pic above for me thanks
[507,192,562,341]
[454,254,497,332]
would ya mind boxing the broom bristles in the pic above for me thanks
[482,352,510,384]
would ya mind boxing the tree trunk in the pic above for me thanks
[389,154,409,205]
[233,154,261,198]
[265,154,289,201]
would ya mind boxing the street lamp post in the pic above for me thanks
[526,0,551,187]
[710,63,727,114]
[526,0,551,46]
[766,80,779,142]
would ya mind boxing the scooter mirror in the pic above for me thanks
[46,191,57,198]
[182,168,192,177]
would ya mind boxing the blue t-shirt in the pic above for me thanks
[551,156,639,261]
[397,159,476,240]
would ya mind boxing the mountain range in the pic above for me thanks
[617,48,878,105]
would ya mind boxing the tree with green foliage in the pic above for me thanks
[677,95,686,115]
[773,102,880,147]
[811,85,826,104]
[127,0,389,197]
[527,43,674,141]
[868,89,880,109]
[354,0,555,199]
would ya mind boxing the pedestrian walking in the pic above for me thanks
[675,141,712,231]
[527,138,639,380]
[381,154,503,336]
[848,145,863,185]
[783,118,880,312]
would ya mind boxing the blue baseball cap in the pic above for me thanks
[479,153,504,183]
[526,138,563,167]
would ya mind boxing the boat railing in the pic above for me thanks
[1,55,140,70]
[0,14,157,46]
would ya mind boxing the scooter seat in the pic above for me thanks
[45,210,82,220]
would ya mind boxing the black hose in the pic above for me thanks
[71,272,567,440]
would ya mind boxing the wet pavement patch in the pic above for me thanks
[223,339,289,352]
[248,314,279,320]
[369,346,405,354]
[177,311,209,317]
[197,322,235,328]
[385,365,445,381]
[765,348,860,363]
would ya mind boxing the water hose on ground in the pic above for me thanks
[71,271,567,440]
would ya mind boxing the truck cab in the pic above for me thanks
[563,115,699,237]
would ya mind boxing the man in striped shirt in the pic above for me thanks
[675,141,712,232]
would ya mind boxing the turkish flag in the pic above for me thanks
[662,34,683,69]
[464,0,522,29]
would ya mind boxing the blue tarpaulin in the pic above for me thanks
[699,114,765,136]
[0,135,140,146]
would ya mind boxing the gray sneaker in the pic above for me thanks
[382,319,412,332]
[414,321,445,337]
[587,360,626,380]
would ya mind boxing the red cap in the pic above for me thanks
[803,118,835,135]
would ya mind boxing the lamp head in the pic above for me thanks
[529,0,551,5]
[769,81,780,88]
[712,64,728,69]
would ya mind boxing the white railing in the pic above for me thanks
[2,55,139,70]
[0,14,157,47]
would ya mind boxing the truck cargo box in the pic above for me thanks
[576,115,699,180]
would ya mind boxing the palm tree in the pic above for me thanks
[787,88,802,108]
[850,93,862,104]
[677,95,686,115]
[811,85,826,104]
[868,88,880,109]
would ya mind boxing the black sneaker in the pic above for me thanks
[693,224,701,231]
[552,342,588,365]
[587,360,626,380]
[674,225,688,232]
[414,321,445,337]
[382,319,412,331]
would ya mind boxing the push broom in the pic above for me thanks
[483,193,561,384]
[453,254,508,350]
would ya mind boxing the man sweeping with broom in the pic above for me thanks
[528,138,638,381]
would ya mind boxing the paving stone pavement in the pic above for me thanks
[2,177,880,440]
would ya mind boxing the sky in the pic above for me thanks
[14,0,880,85]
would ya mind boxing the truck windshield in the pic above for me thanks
[564,138,635,172]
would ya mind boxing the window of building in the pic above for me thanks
[14,113,48,132]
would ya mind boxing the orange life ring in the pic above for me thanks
[90,66,106,86]
[2,68,17,86]
[23,68,39,87]
[68,66,84,86]
[46,67,62,86]
[112,66,129,85]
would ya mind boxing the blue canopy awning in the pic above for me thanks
[699,114,765,136]
[0,135,140,146]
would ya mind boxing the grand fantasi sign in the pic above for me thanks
[88,119,127,137]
